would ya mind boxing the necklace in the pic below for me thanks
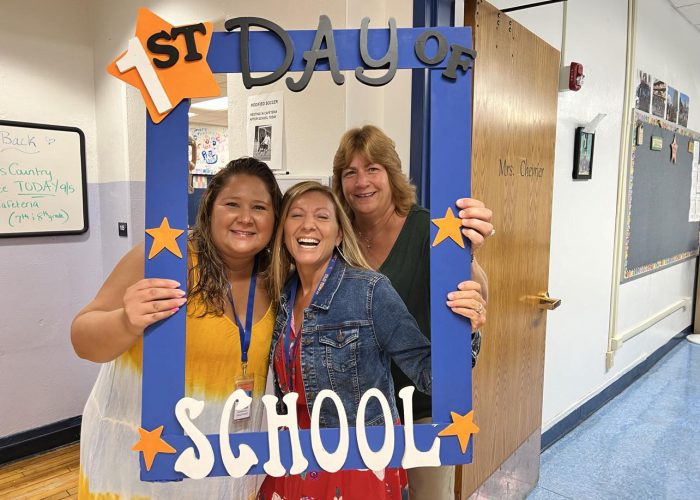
[357,230,373,249]
[356,209,396,250]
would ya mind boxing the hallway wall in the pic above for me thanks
[491,0,699,431]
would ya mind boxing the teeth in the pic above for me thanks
[298,238,320,247]
[356,193,374,198]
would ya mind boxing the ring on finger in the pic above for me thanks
[475,304,484,315]
[488,228,496,237]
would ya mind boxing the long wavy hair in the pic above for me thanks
[189,157,283,316]
[332,125,417,219]
[270,181,371,305]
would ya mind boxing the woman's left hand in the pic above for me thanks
[446,280,486,330]
[456,198,494,251]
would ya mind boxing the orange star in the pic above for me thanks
[107,8,220,123]
[132,425,176,471]
[145,217,184,259]
[431,207,465,248]
[437,410,480,454]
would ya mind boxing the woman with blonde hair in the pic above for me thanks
[258,181,454,499]
[333,125,493,499]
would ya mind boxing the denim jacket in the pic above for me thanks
[270,258,431,427]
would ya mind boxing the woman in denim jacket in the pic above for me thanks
[257,181,433,500]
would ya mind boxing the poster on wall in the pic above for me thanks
[246,91,283,171]
[666,86,679,123]
[635,70,652,113]
[652,79,667,118]
[690,140,700,222]
[190,125,229,174]
[679,93,690,127]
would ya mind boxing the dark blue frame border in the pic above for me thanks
[141,25,474,480]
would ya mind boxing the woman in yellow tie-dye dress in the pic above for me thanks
[71,158,283,499]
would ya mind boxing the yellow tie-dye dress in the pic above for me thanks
[78,272,275,499]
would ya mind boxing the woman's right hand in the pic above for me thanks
[122,279,186,335]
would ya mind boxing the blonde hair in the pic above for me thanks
[270,181,371,304]
[332,125,417,219]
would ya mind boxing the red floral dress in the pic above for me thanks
[257,320,409,500]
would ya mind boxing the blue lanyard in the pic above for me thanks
[283,254,338,389]
[226,256,258,375]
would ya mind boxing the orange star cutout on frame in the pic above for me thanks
[146,217,184,259]
[437,410,480,454]
[431,207,465,248]
[132,425,176,471]
[107,8,220,123]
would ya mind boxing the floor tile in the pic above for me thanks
[529,341,700,500]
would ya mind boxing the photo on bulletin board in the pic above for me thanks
[0,119,88,238]
[573,127,594,180]
[253,125,272,162]
[666,86,679,123]
[652,79,667,118]
[635,70,652,113]
[679,93,690,127]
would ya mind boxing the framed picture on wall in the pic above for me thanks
[573,126,595,180]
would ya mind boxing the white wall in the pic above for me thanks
[0,0,103,437]
[491,0,699,431]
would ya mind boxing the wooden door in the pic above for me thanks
[457,1,561,497]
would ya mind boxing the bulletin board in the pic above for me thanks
[623,110,700,282]
[0,120,88,237]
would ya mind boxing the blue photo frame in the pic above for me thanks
[140,23,474,480]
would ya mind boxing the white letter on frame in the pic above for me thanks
[398,386,441,469]
[262,393,309,476]
[174,397,215,479]
[356,388,395,471]
[220,389,259,477]
[310,390,349,472]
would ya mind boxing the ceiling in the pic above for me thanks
[190,73,228,127]
[668,0,700,31]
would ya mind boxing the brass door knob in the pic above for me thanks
[523,292,561,310]
[535,292,561,310]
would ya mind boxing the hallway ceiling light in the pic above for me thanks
[191,97,228,111]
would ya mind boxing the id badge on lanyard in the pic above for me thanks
[234,365,254,420]
[227,257,258,421]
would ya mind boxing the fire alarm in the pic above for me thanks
[569,62,584,91]
[559,62,585,92]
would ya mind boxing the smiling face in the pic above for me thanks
[210,174,275,263]
[284,190,343,272]
[340,152,394,219]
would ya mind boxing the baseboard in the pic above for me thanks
[0,416,81,465]
[540,327,690,451]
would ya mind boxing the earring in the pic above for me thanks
[335,244,348,262]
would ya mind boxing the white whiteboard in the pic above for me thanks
[0,121,88,237]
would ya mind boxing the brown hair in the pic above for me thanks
[189,157,283,316]
[270,181,371,304]
[332,125,416,218]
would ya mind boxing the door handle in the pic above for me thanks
[525,292,561,310]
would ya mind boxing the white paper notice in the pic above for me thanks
[689,140,700,222]
[247,92,284,171]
